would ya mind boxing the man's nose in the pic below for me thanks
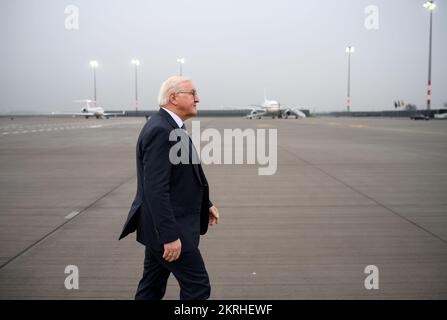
[195,95,200,103]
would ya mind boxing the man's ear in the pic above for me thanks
[169,93,177,106]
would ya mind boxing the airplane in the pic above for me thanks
[245,91,307,119]
[52,100,125,119]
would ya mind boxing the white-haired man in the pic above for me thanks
[119,76,219,300]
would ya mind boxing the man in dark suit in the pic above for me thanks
[119,76,219,300]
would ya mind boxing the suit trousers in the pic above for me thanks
[135,246,211,300]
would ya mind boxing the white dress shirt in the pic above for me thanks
[161,107,184,129]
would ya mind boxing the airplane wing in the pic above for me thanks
[72,112,95,116]
[248,104,264,109]
[216,105,264,118]
[50,111,95,117]
[104,111,126,116]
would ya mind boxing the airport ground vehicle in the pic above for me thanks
[410,113,429,120]
[434,109,447,119]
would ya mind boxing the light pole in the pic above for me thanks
[423,1,436,118]
[89,60,98,107]
[131,59,140,112]
[345,46,354,112]
[177,57,185,76]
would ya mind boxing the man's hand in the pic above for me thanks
[163,238,182,262]
[209,206,220,226]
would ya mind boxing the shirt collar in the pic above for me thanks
[161,107,184,129]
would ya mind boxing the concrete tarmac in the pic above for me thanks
[0,116,446,299]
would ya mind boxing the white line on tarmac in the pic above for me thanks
[65,211,80,220]
[1,120,138,137]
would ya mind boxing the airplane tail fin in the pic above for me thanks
[73,99,92,112]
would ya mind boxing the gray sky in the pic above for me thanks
[0,0,446,113]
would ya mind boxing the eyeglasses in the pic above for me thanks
[176,90,198,97]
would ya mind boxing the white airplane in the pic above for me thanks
[52,100,125,119]
[245,91,307,119]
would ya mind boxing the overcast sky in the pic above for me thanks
[0,0,446,113]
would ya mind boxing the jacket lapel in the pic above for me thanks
[158,108,203,186]
[158,108,179,130]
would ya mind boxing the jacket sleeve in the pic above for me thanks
[198,163,213,209]
[141,126,180,244]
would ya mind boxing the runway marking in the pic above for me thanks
[278,144,447,246]
[0,122,78,130]
[1,120,141,138]
[347,124,447,136]
[368,127,447,135]
[1,125,107,137]
[65,211,80,220]
[319,121,447,136]
[0,175,136,270]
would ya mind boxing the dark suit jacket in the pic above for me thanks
[119,108,212,252]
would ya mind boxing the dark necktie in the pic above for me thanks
[181,123,202,184]
[180,123,196,161]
